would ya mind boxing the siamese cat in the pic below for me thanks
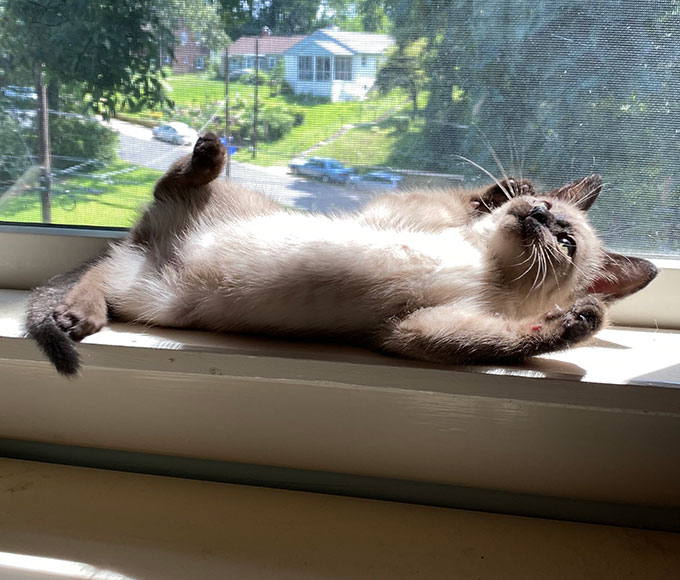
[26,133,657,375]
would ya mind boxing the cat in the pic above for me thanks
[26,133,657,376]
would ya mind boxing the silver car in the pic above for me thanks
[347,171,403,191]
[152,122,199,146]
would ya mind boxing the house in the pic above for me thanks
[226,28,306,76]
[161,25,211,74]
[283,28,394,102]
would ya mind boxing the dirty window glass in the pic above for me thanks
[0,1,678,256]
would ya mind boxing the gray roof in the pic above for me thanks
[285,28,394,56]
[319,28,394,54]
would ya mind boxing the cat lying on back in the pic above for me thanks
[26,133,657,375]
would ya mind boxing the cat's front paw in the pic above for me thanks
[476,177,535,213]
[556,296,605,344]
[502,177,534,198]
[53,298,107,342]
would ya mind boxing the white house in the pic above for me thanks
[283,28,394,102]
[227,30,306,75]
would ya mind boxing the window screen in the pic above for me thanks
[0,1,677,256]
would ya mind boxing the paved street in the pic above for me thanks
[108,118,368,213]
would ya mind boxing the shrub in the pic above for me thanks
[232,104,296,143]
[240,70,270,86]
[391,115,410,131]
[46,115,118,170]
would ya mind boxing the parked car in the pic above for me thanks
[152,122,198,146]
[1,85,37,101]
[228,68,253,81]
[288,157,354,183]
[347,171,403,191]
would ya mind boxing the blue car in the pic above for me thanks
[288,157,354,183]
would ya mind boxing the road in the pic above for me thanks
[107,118,368,213]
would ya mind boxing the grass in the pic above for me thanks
[237,91,411,166]
[0,162,162,228]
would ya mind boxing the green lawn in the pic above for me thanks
[235,91,410,166]
[0,162,161,228]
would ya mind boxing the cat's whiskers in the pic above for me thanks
[475,127,512,192]
[509,245,538,284]
[452,154,512,201]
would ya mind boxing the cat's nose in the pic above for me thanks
[528,203,551,224]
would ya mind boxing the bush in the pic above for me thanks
[240,70,270,86]
[46,115,118,170]
[232,104,296,143]
[0,108,33,188]
[391,115,410,131]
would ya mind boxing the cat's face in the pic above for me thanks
[474,174,657,309]
[484,194,604,304]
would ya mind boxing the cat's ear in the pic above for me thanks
[544,174,602,211]
[588,252,658,301]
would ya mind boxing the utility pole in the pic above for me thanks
[224,46,231,179]
[35,63,52,223]
[253,38,258,159]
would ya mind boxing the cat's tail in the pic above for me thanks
[25,262,95,376]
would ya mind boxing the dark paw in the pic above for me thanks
[560,296,604,343]
[477,177,535,213]
[53,302,106,342]
[192,132,225,174]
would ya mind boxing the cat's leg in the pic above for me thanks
[379,296,604,365]
[154,132,225,196]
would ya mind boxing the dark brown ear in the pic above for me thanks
[544,174,602,211]
[588,252,658,302]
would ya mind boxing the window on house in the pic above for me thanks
[298,56,313,80]
[315,56,331,81]
[180,30,188,45]
[335,56,352,81]
[195,56,205,70]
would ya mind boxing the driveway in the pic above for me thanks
[107,118,369,213]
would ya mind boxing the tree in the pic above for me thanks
[375,39,427,117]
[1,0,175,221]
[217,0,322,37]
[161,0,228,56]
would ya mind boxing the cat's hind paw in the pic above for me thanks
[53,298,107,342]
[189,132,225,184]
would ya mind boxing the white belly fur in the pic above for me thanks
[104,212,489,334]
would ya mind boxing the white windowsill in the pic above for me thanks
[1,288,680,515]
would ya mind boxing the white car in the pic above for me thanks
[152,122,198,146]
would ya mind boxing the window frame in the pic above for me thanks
[315,55,331,82]
[298,55,313,81]
[335,56,353,81]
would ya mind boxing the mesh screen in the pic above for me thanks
[0,1,677,255]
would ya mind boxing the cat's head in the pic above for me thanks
[477,174,657,307]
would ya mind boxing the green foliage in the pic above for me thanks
[0,107,33,189]
[45,116,119,170]
[381,0,680,252]
[218,0,321,36]
[2,0,175,118]
[231,103,298,143]
[239,70,271,86]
